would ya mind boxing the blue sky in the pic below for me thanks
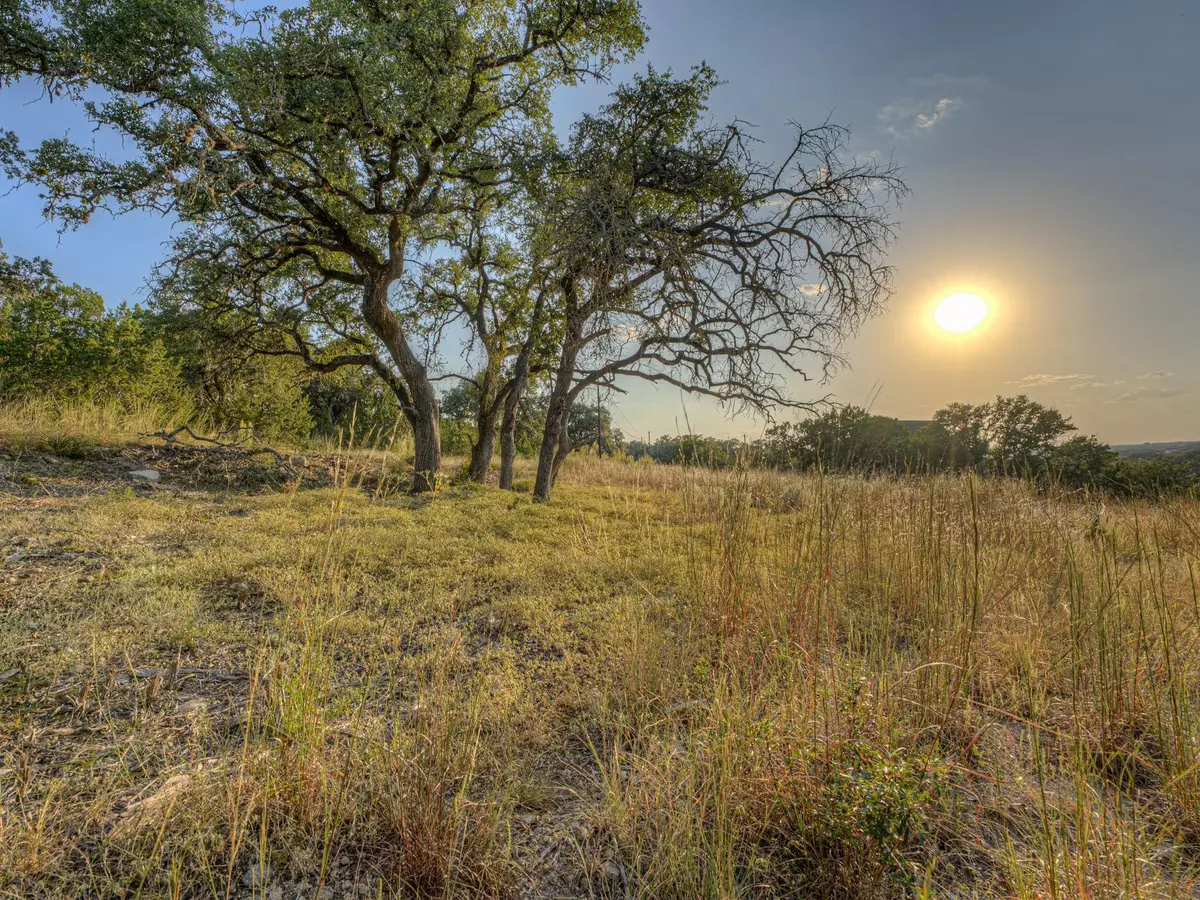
[2,0,1197,443]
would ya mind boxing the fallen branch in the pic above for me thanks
[140,426,299,481]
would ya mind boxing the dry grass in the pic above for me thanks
[2,438,1200,897]
[0,398,188,456]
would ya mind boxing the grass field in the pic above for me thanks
[3,422,1200,898]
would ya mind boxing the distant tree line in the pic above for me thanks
[626,434,743,467]
[624,398,1199,499]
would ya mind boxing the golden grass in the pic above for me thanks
[2,444,1200,897]
[0,398,187,454]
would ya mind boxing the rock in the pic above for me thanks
[242,864,272,888]
[177,698,211,715]
[602,858,628,891]
[129,469,161,482]
[111,774,192,837]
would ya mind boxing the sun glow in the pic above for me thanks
[934,292,988,333]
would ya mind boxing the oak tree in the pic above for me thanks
[528,67,905,500]
[1,0,644,491]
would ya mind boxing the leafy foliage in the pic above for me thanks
[0,246,186,413]
[565,401,623,455]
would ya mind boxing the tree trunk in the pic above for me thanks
[361,277,441,493]
[467,367,503,483]
[499,410,518,490]
[410,399,441,492]
[534,319,582,503]
[468,405,499,483]
[533,401,564,502]
[550,410,571,487]
[497,290,549,491]
[498,368,528,491]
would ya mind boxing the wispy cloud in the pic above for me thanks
[1138,370,1173,380]
[878,96,962,137]
[1070,379,1126,390]
[916,97,960,129]
[876,74,988,142]
[1109,387,1188,403]
[1009,373,1093,388]
[797,283,827,296]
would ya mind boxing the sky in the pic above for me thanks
[2,0,1197,444]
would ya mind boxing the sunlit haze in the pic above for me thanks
[934,293,988,334]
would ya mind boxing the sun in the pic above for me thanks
[934,292,988,333]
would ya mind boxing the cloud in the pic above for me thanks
[878,97,962,137]
[1070,379,1126,390]
[1110,387,1188,403]
[1138,370,1173,380]
[916,97,960,129]
[797,283,827,296]
[1009,373,1093,388]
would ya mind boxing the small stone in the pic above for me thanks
[267,887,284,900]
[112,774,192,837]
[129,469,161,483]
[242,864,271,888]
[177,698,210,715]
[602,858,627,889]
